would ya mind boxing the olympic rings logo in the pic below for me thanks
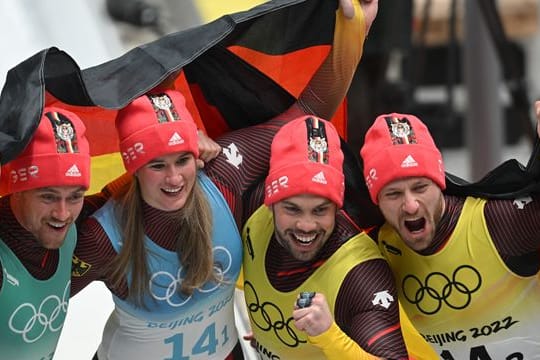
[150,268,192,307]
[402,265,482,315]
[8,281,70,343]
[244,281,306,348]
[149,246,232,307]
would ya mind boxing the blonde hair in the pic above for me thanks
[106,176,219,307]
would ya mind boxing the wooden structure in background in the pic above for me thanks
[413,0,538,45]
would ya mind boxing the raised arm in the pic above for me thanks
[284,0,379,120]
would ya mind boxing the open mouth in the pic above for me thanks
[404,218,426,233]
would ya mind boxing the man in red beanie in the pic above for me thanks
[360,112,540,358]
[0,107,90,359]
[242,115,409,359]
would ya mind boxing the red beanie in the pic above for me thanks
[360,113,446,204]
[116,90,199,174]
[265,116,344,208]
[0,107,90,195]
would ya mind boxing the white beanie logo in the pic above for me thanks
[168,132,185,146]
[9,166,39,184]
[65,164,82,177]
[401,155,418,168]
[312,171,327,184]
[265,175,289,199]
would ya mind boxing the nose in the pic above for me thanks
[165,166,182,184]
[51,201,70,221]
[295,215,317,233]
[402,192,419,214]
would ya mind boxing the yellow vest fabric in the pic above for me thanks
[399,304,439,359]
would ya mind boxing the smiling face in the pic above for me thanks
[272,194,337,262]
[377,177,445,251]
[136,151,197,212]
[10,186,86,249]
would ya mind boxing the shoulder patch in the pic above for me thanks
[72,254,92,277]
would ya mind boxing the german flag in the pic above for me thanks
[0,0,350,194]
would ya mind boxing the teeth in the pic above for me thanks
[48,222,66,228]
[163,187,181,193]
[294,234,316,244]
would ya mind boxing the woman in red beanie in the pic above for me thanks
[71,1,381,359]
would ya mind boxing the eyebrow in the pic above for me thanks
[149,152,191,163]
[282,199,332,207]
[37,187,86,194]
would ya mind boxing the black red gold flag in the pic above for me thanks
[0,0,348,193]
[2,0,537,213]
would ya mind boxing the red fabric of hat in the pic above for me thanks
[116,90,199,174]
[360,113,446,204]
[0,107,90,195]
[264,115,344,207]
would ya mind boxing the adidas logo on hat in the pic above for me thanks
[312,171,327,184]
[65,164,82,177]
[168,132,185,146]
[401,155,418,168]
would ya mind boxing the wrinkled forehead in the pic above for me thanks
[381,176,436,192]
